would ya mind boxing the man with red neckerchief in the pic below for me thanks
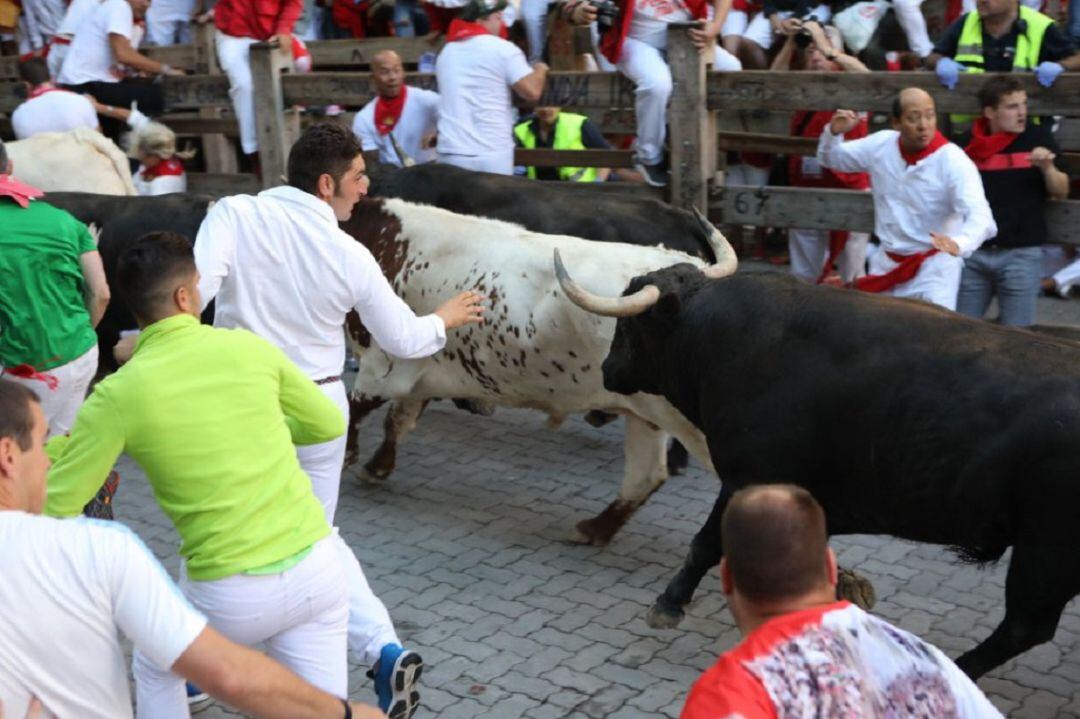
[680,484,1002,719]
[353,50,439,168]
[11,56,99,139]
[434,0,548,175]
[954,75,1069,326]
[818,88,996,310]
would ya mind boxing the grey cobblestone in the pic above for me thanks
[108,400,1080,717]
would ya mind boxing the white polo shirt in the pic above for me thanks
[353,86,440,167]
[435,34,533,157]
[57,0,134,85]
[0,512,207,719]
[11,88,100,139]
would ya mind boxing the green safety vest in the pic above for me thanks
[514,113,598,182]
[951,6,1053,122]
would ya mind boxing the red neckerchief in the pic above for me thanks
[374,85,408,136]
[0,174,45,209]
[141,157,186,181]
[963,118,1019,164]
[27,82,64,99]
[447,18,492,41]
[898,130,949,166]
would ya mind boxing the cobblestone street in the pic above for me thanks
[117,395,1080,718]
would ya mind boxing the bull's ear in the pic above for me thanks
[656,291,681,321]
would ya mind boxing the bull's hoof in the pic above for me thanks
[343,447,359,469]
[359,464,392,485]
[570,517,614,547]
[836,567,877,610]
[646,601,685,629]
[452,398,497,416]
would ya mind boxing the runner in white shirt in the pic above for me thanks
[435,0,548,175]
[818,88,996,310]
[353,50,439,167]
[57,0,184,140]
[47,0,102,79]
[0,379,384,719]
[194,123,486,719]
[11,57,100,139]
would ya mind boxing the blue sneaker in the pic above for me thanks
[370,644,423,719]
[186,682,210,706]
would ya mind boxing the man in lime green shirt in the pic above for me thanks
[0,138,110,437]
[46,231,358,716]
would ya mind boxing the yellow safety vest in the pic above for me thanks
[514,113,598,182]
[951,7,1053,122]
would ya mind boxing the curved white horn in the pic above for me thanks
[691,206,738,279]
[554,249,661,318]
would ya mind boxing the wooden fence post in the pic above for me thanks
[667,23,711,211]
[250,40,293,188]
[192,22,238,174]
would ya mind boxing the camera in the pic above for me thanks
[793,14,817,48]
[586,0,619,31]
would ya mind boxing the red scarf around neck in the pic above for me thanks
[447,18,492,41]
[28,82,64,99]
[0,174,44,209]
[374,85,408,136]
[963,117,1019,163]
[898,130,949,166]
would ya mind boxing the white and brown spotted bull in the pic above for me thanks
[342,197,738,545]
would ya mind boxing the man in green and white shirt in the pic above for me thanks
[46,232,358,717]
[0,138,110,437]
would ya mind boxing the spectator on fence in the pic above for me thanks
[562,0,741,186]
[680,484,1004,719]
[436,0,549,175]
[772,20,871,284]
[353,50,440,168]
[736,0,830,69]
[15,0,65,56]
[145,0,195,44]
[928,0,1080,95]
[953,75,1068,324]
[0,139,109,439]
[214,0,303,166]
[46,0,100,79]
[514,105,613,181]
[818,88,996,310]
[129,121,195,195]
[56,0,185,142]
[11,57,100,139]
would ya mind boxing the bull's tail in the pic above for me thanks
[70,127,138,196]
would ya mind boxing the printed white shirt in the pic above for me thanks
[57,0,134,85]
[11,90,99,139]
[630,0,692,48]
[435,35,533,156]
[818,128,996,258]
[353,86,440,167]
[0,512,207,719]
[195,186,446,379]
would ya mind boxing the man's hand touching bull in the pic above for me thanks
[435,290,487,328]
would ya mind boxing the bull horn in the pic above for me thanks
[691,206,739,279]
[553,249,661,318]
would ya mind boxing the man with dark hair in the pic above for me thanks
[195,122,485,719]
[0,138,110,438]
[819,89,995,310]
[11,57,99,139]
[681,484,1002,718]
[954,75,1069,325]
[44,232,390,718]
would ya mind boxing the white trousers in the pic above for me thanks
[617,37,670,166]
[522,0,553,62]
[146,17,193,46]
[790,229,869,284]
[1053,255,1080,294]
[437,148,515,175]
[893,0,933,57]
[868,247,964,310]
[47,42,70,90]
[744,5,830,50]
[133,536,349,718]
[215,32,259,154]
[2,344,98,438]
[298,380,400,664]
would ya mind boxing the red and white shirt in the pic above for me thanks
[682,602,1003,719]
[11,85,99,139]
[134,157,187,196]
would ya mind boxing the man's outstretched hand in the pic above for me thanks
[436,290,487,328]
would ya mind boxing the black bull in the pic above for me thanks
[560,260,1080,679]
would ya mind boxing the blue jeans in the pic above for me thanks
[956,246,1043,326]
[1069,0,1080,42]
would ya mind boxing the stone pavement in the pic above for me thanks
[115,395,1080,718]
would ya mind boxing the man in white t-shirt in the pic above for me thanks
[11,56,100,139]
[0,379,384,719]
[57,0,184,140]
[46,0,101,80]
[435,0,549,175]
[353,50,439,167]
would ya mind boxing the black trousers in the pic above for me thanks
[64,78,165,142]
